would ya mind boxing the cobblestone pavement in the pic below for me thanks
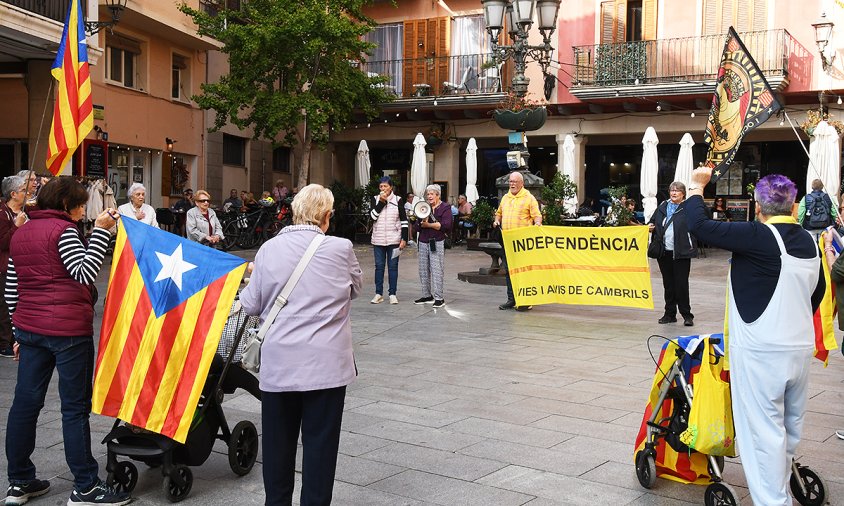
[1,244,843,505]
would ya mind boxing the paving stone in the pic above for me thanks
[369,469,534,506]
[443,417,573,449]
[350,418,484,451]
[361,442,507,481]
[349,401,468,428]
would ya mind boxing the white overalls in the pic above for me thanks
[728,223,818,505]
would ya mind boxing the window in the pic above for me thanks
[362,23,403,93]
[223,135,246,166]
[172,53,190,101]
[105,34,142,89]
[626,1,643,42]
[449,15,489,90]
[703,0,767,35]
[599,0,657,43]
[272,147,290,173]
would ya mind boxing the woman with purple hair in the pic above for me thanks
[685,169,825,506]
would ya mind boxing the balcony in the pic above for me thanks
[1,0,69,23]
[360,53,508,109]
[571,29,801,100]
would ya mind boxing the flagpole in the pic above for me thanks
[29,79,55,173]
[783,111,824,181]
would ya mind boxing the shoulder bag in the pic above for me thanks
[647,209,676,259]
[241,234,325,373]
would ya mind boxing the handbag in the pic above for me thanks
[678,338,737,457]
[240,234,325,373]
[647,209,676,259]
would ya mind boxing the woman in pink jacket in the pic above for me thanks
[240,184,362,506]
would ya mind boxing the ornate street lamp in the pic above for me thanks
[85,0,129,36]
[482,0,561,98]
[812,12,836,73]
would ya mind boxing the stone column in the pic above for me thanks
[432,141,460,204]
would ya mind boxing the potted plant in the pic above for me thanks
[426,125,445,151]
[492,91,547,131]
[541,172,578,226]
[466,199,495,250]
[604,185,635,227]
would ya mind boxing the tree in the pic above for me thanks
[180,0,393,189]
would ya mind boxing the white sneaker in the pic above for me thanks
[370,294,384,304]
[389,295,398,304]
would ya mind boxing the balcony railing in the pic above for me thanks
[360,53,508,99]
[572,29,796,92]
[1,0,71,23]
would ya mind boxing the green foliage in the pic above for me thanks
[329,175,380,213]
[540,172,578,226]
[605,185,635,226]
[179,0,394,183]
[470,200,495,233]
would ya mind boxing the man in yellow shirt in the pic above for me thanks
[494,171,542,311]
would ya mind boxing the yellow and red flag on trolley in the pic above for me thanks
[46,0,94,175]
[92,218,246,443]
[703,27,781,182]
[814,231,838,365]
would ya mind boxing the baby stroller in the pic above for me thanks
[635,334,827,506]
[101,303,260,502]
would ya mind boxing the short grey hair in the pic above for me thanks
[127,182,146,198]
[16,170,36,179]
[2,175,24,200]
[425,184,441,196]
[668,181,686,196]
[292,184,334,226]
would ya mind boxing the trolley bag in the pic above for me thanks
[679,338,736,457]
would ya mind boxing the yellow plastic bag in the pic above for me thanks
[679,338,737,457]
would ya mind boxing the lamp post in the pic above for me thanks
[812,12,835,73]
[482,0,561,98]
[85,0,129,36]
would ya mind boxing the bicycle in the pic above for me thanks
[222,204,291,251]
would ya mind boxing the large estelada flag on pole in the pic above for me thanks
[703,27,781,182]
[46,0,94,175]
[92,218,247,443]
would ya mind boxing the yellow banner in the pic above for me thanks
[502,225,653,309]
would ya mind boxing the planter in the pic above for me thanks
[425,136,443,152]
[493,108,547,131]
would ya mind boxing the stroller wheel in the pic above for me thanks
[704,482,740,506]
[107,461,138,493]
[635,450,657,489]
[790,464,827,506]
[228,420,259,476]
[162,465,193,503]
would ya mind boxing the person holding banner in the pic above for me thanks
[686,169,825,506]
[4,177,131,506]
[495,171,541,311]
[414,184,452,308]
[648,182,698,326]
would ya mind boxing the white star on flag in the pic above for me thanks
[154,244,197,290]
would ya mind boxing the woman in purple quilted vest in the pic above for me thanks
[4,177,131,506]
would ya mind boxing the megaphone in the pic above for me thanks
[413,200,432,220]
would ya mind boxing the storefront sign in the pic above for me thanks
[82,139,108,180]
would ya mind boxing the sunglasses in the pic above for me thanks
[195,199,210,203]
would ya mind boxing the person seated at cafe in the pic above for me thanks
[172,188,194,236]
[455,195,474,243]
[626,198,642,225]
[578,198,598,217]
[710,197,732,221]
[223,189,242,211]
[241,192,259,212]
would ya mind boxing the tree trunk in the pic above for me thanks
[297,130,312,191]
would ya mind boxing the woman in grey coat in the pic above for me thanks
[240,184,362,506]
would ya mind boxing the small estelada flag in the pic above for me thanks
[92,218,246,443]
[703,27,781,182]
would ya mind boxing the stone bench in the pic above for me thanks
[478,242,503,275]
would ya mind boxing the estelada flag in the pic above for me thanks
[703,27,781,182]
[814,231,838,365]
[46,0,94,175]
[92,218,246,443]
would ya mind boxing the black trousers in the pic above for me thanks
[262,386,346,506]
[656,253,693,318]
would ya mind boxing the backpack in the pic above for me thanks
[804,193,832,230]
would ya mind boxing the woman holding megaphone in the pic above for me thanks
[369,177,408,305]
[414,184,452,308]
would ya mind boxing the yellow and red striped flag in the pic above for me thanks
[46,0,94,175]
[92,218,246,443]
[814,231,838,365]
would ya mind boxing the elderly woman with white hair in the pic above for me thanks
[414,183,452,308]
[117,182,159,228]
[240,183,361,506]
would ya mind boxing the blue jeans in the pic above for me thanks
[373,245,399,296]
[6,330,99,492]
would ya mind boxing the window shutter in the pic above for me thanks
[106,33,141,54]
[173,54,188,70]
[403,20,418,96]
[431,17,450,95]
[719,0,733,33]
[736,0,749,32]
[642,0,657,40]
[600,1,615,44]
[703,0,718,35]
[615,0,627,42]
[751,0,767,31]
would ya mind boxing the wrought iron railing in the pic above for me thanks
[572,29,796,87]
[1,0,71,23]
[360,53,508,98]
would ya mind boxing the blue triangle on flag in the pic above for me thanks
[121,217,246,317]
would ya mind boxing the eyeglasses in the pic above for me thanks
[195,199,210,203]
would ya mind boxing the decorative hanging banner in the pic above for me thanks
[502,225,653,309]
[703,27,781,182]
